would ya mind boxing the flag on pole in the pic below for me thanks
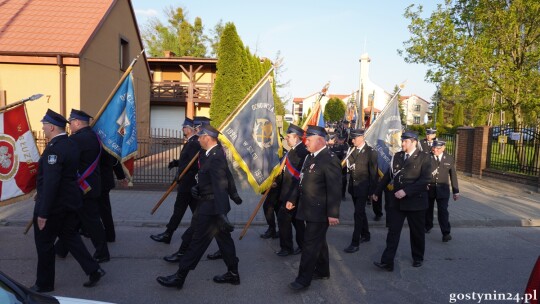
[93,73,137,180]
[219,75,282,193]
[364,94,402,178]
[0,104,40,204]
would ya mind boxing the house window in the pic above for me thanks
[414,116,421,124]
[414,104,421,111]
[120,37,129,71]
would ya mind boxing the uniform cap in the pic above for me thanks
[197,124,220,138]
[286,124,304,136]
[350,129,365,139]
[305,125,327,137]
[69,109,92,122]
[401,131,419,141]
[41,109,68,127]
[182,118,195,127]
[193,116,211,127]
[432,140,446,147]
[426,128,437,135]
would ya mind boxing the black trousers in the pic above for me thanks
[34,211,99,289]
[372,196,384,218]
[295,221,329,286]
[341,174,347,197]
[351,195,370,245]
[177,213,239,273]
[166,191,197,233]
[98,188,115,242]
[381,202,426,265]
[425,196,451,235]
[262,188,280,231]
[277,205,305,252]
[56,197,109,259]
[383,190,394,227]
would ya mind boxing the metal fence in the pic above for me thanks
[438,133,456,157]
[487,125,540,177]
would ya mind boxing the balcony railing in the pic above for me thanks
[150,81,213,103]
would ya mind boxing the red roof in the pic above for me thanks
[0,0,115,55]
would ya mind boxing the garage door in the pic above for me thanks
[150,105,185,137]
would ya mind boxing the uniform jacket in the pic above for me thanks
[330,142,349,175]
[376,149,432,211]
[196,145,233,215]
[100,150,126,192]
[296,147,341,222]
[420,138,436,153]
[428,152,459,199]
[347,144,378,198]
[34,134,82,218]
[70,126,101,198]
[175,135,200,192]
[279,142,308,203]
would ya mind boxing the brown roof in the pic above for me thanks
[0,0,115,55]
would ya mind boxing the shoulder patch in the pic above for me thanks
[48,155,57,164]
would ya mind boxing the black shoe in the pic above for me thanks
[150,231,172,244]
[83,268,105,287]
[207,250,222,260]
[374,261,394,272]
[374,215,382,221]
[260,229,277,239]
[413,260,423,267]
[360,237,370,243]
[29,284,54,293]
[157,271,188,289]
[312,273,330,280]
[288,281,309,291]
[442,234,452,242]
[93,255,110,263]
[213,271,240,285]
[425,228,432,234]
[275,249,293,257]
[56,252,67,259]
[343,245,359,253]
[163,250,185,263]
[293,247,302,255]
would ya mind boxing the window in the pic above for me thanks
[414,104,421,111]
[414,116,421,124]
[120,37,129,71]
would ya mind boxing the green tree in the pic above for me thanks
[453,102,464,127]
[207,19,224,57]
[324,97,346,122]
[436,102,445,132]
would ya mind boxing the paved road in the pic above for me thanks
[1,173,539,303]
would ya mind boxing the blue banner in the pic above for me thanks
[93,73,137,178]
[219,76,282,193]
[364,96,402,177]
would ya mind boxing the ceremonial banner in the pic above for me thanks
[364,95,402,177]
[93,73,137,180]
[219,76,282,193]
[0,104,39,204]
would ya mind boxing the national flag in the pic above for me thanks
[93,73,137,180]
[0,104,40,204]
[219,74,282,193]
[364,94,402,178]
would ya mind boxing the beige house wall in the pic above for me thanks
[0,64,81,130]
[79,0,150,135]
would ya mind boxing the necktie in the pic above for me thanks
[404,153,409,161]
[436,156,440,165]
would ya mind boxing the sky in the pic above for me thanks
[131,0,440,109]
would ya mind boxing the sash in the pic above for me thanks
[284,153,300,180]
[78,132,102,194]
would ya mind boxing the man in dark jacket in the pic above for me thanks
[286,125,341,291]
[157,124,241,289]
[98,150,127,242]
[32,109,104,292]
[425,140,459,241]
[420,128,437,152]
[373,131,432,271]
[344,129,378,253]
[151,118,200,244]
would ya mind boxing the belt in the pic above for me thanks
[198,194,214,200]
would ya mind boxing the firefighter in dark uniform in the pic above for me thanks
[260,177,281,239]
[344,129,378,253]
[55,109,110,263]
[330,134,349,200]
[420,128,437,152]
[275,124,308,256]
[151,118,200,244]
[157,124,241,289]
[286,125,341,291]
[373,131,432,271]
[425,140,459,241]
[98,150,127,242]
[32,109,104,292]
